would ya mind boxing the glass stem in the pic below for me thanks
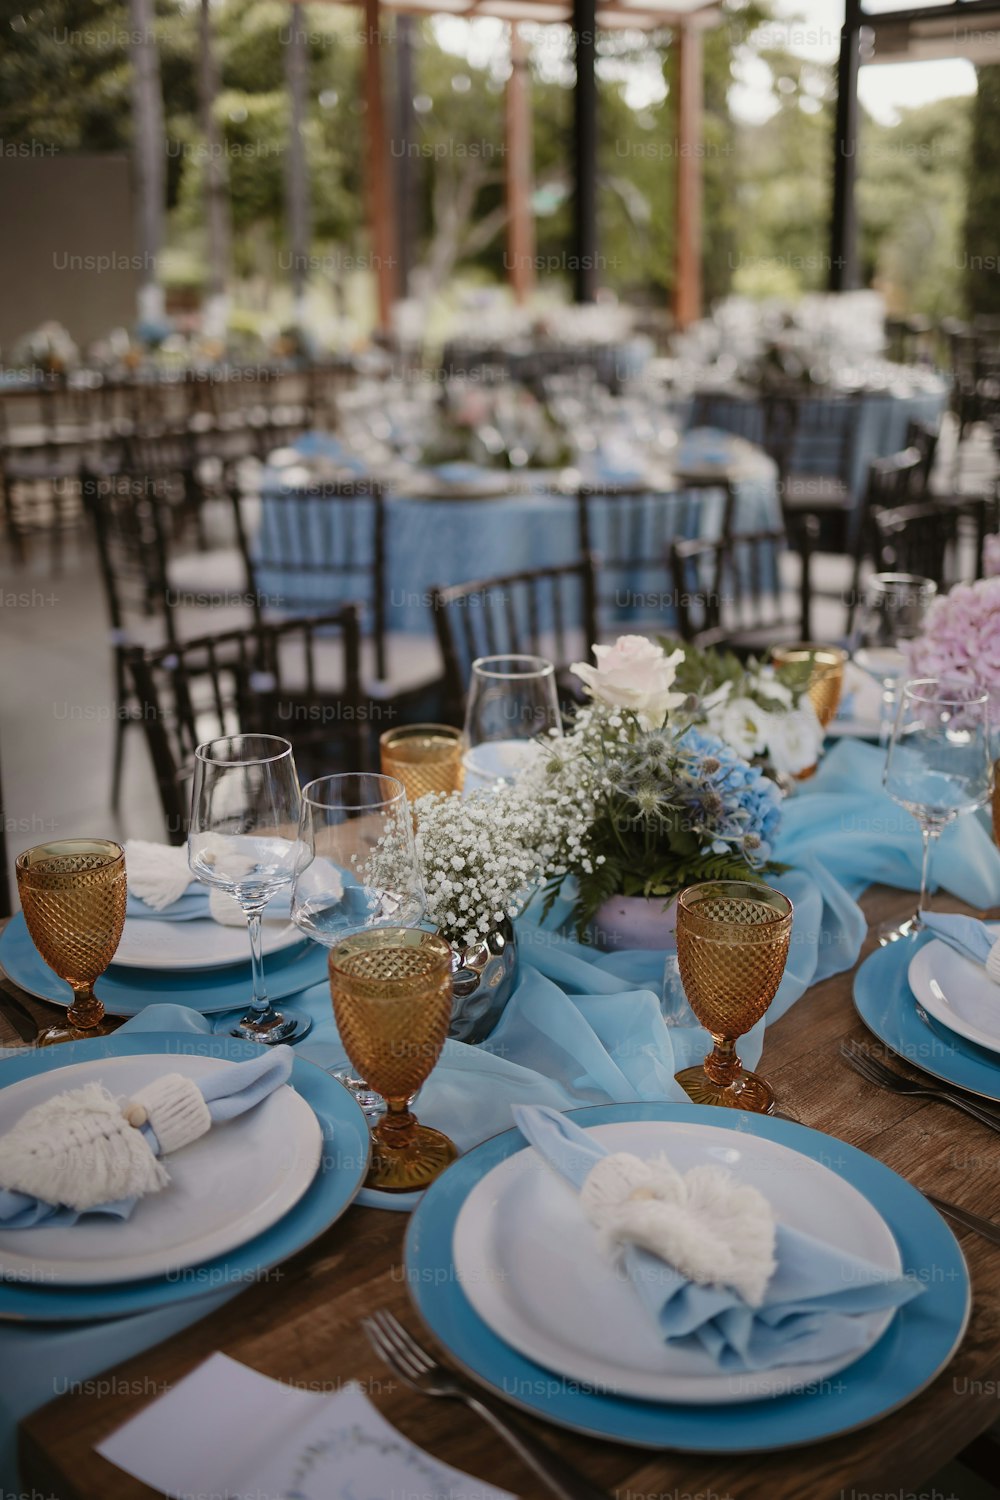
[703,1036,742,1088]
[66,982,103,1031]
[916,825,938,926]
[374,1098,417,1149]
[245,904,270,1016]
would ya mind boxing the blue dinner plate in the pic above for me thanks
[0,1033,369,1321]
[0,913,328,1016]
[404,1101,968,1451]
[854,935,1000,1103]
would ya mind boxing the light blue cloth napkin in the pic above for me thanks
[512,1104,923,1372]
[126,889,207,922]
[0,1048,293,1229]
[920,910,999,971]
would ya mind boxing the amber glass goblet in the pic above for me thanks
[380,724,464,801]
[15,838,127,1046]
[329,928,457,1192]
[771,643,848,731]
[674,881,793,1114]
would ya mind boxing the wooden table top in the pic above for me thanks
[5,885,1000,1500]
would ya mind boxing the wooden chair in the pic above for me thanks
[845,449,927,630]
[233,480,443,716]
[83,466,255,811]
[871,495,997,588]
[767,393,863,548]
[431,556,600,722]
[576,481,734,637]
[667,525,815,657]
[125,606,366,844]
[903,418,940,497]
[688,392,767,448]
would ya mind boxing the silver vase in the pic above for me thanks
[447,917,519,1043]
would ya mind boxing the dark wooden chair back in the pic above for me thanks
[668,525,814,656]
[126,606,366,843]
[688,392,767,447]
[240,481,387,677]
[765,393,862,487]
[577,482,734,634]
[431,556,599,721]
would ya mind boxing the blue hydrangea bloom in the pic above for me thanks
[678,727,784,865]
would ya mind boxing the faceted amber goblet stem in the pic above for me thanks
[702,1036,742,1088]
[373,1099,419,1152]
[65,983,106,1032]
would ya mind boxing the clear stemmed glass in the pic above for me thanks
[880,678,993,945]
[188,733,311,1044]
[852,574,937,745]
[290,773,426,1114]
[462,654,561,794]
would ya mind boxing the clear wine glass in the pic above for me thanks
[188,734,311,1043]
[852,574,938,745]
[290,773,426,1116]
[880,678,992,944]
[462,654,561,794]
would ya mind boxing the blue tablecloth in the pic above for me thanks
[253,431,782,634]
[2,739,999,1485]
[682,384,948,544]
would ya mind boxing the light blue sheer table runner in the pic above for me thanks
[2,738,998,1484]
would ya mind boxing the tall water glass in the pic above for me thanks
[853,574,937,744]
[188,734,310,1043]
[881,679,992,944]
[462,654,561,793]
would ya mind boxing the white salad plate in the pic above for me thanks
[908,929,1000,1056]
[112,915,302,971]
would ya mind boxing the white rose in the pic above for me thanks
[765,704,824,777]
[571,636,687,728]
[715,696,770,759]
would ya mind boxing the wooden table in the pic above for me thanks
[5,886,1000,1499]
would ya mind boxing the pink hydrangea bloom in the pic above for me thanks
[907,578,1000,699]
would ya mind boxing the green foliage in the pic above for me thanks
[963,65,1000,317]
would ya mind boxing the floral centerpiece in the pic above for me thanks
[905,578,1000,703]
[422,384,573,471]
[519,636,785,945]
[666,639,824,781]
[396,784,544,1042]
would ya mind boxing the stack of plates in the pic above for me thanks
[404,1102,969,1450]
[855,926,1000,1103]
[0,1033,369,1322]
[0,910,328,1018]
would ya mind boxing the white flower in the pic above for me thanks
[711,696,771,759]
[764,704,824,777]
[571,636,687,729]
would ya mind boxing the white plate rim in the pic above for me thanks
[111,916,302,971]
[452,1118,902,1404]
[908,933,1000,1056]
[0,1054,323,1284]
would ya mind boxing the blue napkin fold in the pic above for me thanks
[511,1104,923,1372]
[920,911,1000,972]
[0,1048,294,1230]
[125,889,207,922]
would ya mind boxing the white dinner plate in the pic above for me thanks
[908,930,1000,1056]
[111,915,302,971]
[452,1118,901,1404]
[0,1054,323,1285]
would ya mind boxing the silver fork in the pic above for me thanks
[362,1308,610,1500]
[839,1041,1000,1135]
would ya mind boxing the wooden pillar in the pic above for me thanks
[830,0,862,291]
[394,13,416,297]
[673,21,703,328]
[572,0,597,303]
[284,1,311,324]
[198,0,231,337]
[128,0,166,323]
[505,23,536,304]
[364,0,398,333]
